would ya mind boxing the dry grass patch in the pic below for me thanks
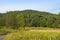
[4,30,60,40]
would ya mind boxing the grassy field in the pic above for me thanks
[3,27,60,40]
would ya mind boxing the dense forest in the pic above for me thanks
[0,10,60,29]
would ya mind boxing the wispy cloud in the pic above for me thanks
[0,0,60,14]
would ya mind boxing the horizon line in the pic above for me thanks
[0,9,59,14]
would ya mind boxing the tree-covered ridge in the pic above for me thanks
[0,10,60,29]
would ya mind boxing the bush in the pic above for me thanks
[0,27,18,35]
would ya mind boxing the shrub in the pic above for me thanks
[0,27,17,35]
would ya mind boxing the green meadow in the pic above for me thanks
[4,29,60,40]
[2,27,60,40]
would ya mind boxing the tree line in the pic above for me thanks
[0,10,60,29]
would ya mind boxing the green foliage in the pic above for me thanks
[0,13,5,26]
[0,10,60,29]
[0,27,18,35]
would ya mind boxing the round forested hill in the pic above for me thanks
[0,10,60,28]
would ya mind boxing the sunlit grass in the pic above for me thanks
[4,30,60,40]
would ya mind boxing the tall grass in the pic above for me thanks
[0,27,59,35]
[4,30,60,40]
[0,27,18,35]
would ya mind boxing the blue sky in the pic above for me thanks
[0,0,60,14]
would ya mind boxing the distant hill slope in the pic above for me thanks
[8,10,54,15]
[0,10,60,28]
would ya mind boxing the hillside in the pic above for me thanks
[0,10,60,29]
